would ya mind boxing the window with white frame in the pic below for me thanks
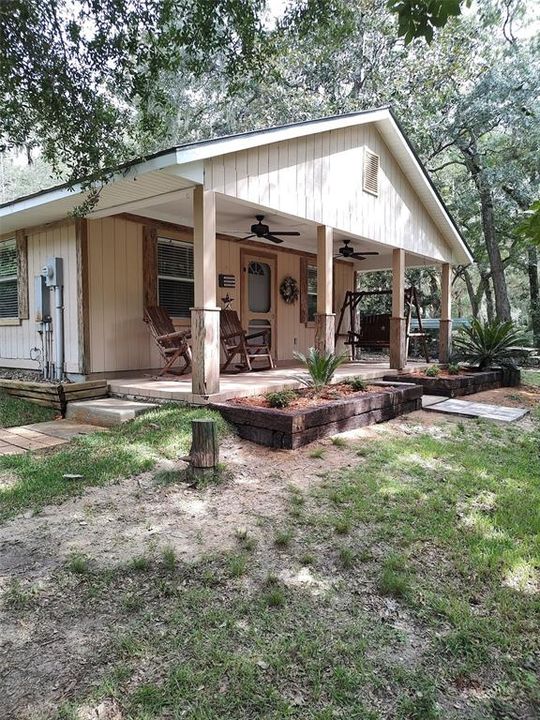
[307,264,317,322]
[157,238,194,318]
[0,238,18,319]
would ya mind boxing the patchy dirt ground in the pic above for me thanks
[0,392,537,720]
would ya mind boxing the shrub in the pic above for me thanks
[344,376,367,391]
[294,348,348,393]
[425,365,440,377]
[266,390,296,408]
[447,362,460,375]
[454,319,526,369]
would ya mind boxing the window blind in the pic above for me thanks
[157,239,194,318]
[0,239,18,319]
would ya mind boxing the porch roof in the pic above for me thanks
[0,107,473,265]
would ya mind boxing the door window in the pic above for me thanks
[248,261,271,313]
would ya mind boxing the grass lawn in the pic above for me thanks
[1,404,539,718]
[0,403,228,521]
[0,390,57,428]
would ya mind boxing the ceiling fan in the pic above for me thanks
[335,238,379,261]
[236,215,301,244]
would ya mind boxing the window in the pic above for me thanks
[363,148,379,196]
[0,238,18,319]
[306,264,317,322]
[157,238,194,318]
[248,261,271,313]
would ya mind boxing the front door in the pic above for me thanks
[242,252,276,354]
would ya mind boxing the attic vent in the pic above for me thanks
[363,149,379,196]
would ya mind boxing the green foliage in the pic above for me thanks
[0,391,56,428]
[424,365,440,377]
[265,390,296,408]
[517,199,540,247]
[454,319,526,369]
[344,376,367,391]
[387,0,472,44]
[294,348,348,393]
[447,362,460,375]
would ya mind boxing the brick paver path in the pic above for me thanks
[0,420,102,456]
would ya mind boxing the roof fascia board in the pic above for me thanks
[174,108,390,164]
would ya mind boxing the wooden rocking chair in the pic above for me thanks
[220,309,274,372]
[144,306,192,376]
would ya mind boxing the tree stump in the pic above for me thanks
[186,418,219,483]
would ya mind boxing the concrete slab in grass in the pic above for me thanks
[424,399,529,422]
[422,394,448,408]
[66,398,157,427]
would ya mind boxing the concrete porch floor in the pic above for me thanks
[107,359,429,405]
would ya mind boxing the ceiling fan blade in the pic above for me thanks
[268,231,301,236]
[264,233,284,244]
[354,251,379,256]
[351,255,366,261]
[234,234,255,243]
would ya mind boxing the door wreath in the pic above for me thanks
[279,275,299,304]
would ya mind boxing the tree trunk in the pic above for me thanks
[481,272,494,323]
[459,137,511,321]
[462,267,485,319]
[186,419,219,483]
[528,245,540,347]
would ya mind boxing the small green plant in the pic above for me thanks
[309,447,326,459]
[378,554,411,598]
[454,318,526,369]
[235,527,257,551]
[425,364,440,377]
[331,436,348,448]
[274,529,293,548]
[265,389,297,408]
[262,574,286,608]
[2,579,35,610]
[228,553,248,577]
[300,552,315,566]
[66,552,90,574]
[344,376,367,391]
[338,546,356,569]
[130,555,150,572]
[333,516,352,535]
[293,347,348,394]
[161,546,177,571]
[447,362,460,375]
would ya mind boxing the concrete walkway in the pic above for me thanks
[424,398,529,422]
[0,420,102,456]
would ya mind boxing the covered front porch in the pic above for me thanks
[106,358,430,405]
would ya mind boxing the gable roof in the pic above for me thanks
[0,107,473,264]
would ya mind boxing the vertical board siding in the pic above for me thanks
[0,222,80,372]
[204,126,451,262]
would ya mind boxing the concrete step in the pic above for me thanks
[66,398,157,427]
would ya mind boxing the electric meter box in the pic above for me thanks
[34,275,51,323]
[42,257,63,287]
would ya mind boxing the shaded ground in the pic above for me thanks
[0,391,58,429]
[0,392,539,720]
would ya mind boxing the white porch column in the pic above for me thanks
[439,262,452,364]
[390,248,406,370]
[191,186,220,397]
[314,225,335,354]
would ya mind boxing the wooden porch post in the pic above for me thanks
[315,225,335,354]
[390,248,406,369]
[439,263,452,364]
[191,186,220,397]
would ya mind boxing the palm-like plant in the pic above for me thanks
[453,319,526,369]
[293,348,348,393]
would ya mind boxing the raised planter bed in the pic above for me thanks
[211,382,422,449]
[383,368,506,398]
[0,379,108,415]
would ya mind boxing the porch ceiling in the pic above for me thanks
[118,191,438,271]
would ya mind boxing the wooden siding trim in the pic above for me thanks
[76,219,90,374]
[15,230,29,320]
[142,225,158,311]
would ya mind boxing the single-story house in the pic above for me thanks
[0,106,473,402]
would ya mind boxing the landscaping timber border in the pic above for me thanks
[383,368,506,398]
[0,379,108,415]
[211,382,422,449]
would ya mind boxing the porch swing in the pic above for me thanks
[335,287,430,362]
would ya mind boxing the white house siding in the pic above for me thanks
[86,217,355,372]
[0,221,80,373]
[204,124,453,264]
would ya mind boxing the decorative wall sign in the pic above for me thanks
[219,274,236,288]
[279,275,299,304]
